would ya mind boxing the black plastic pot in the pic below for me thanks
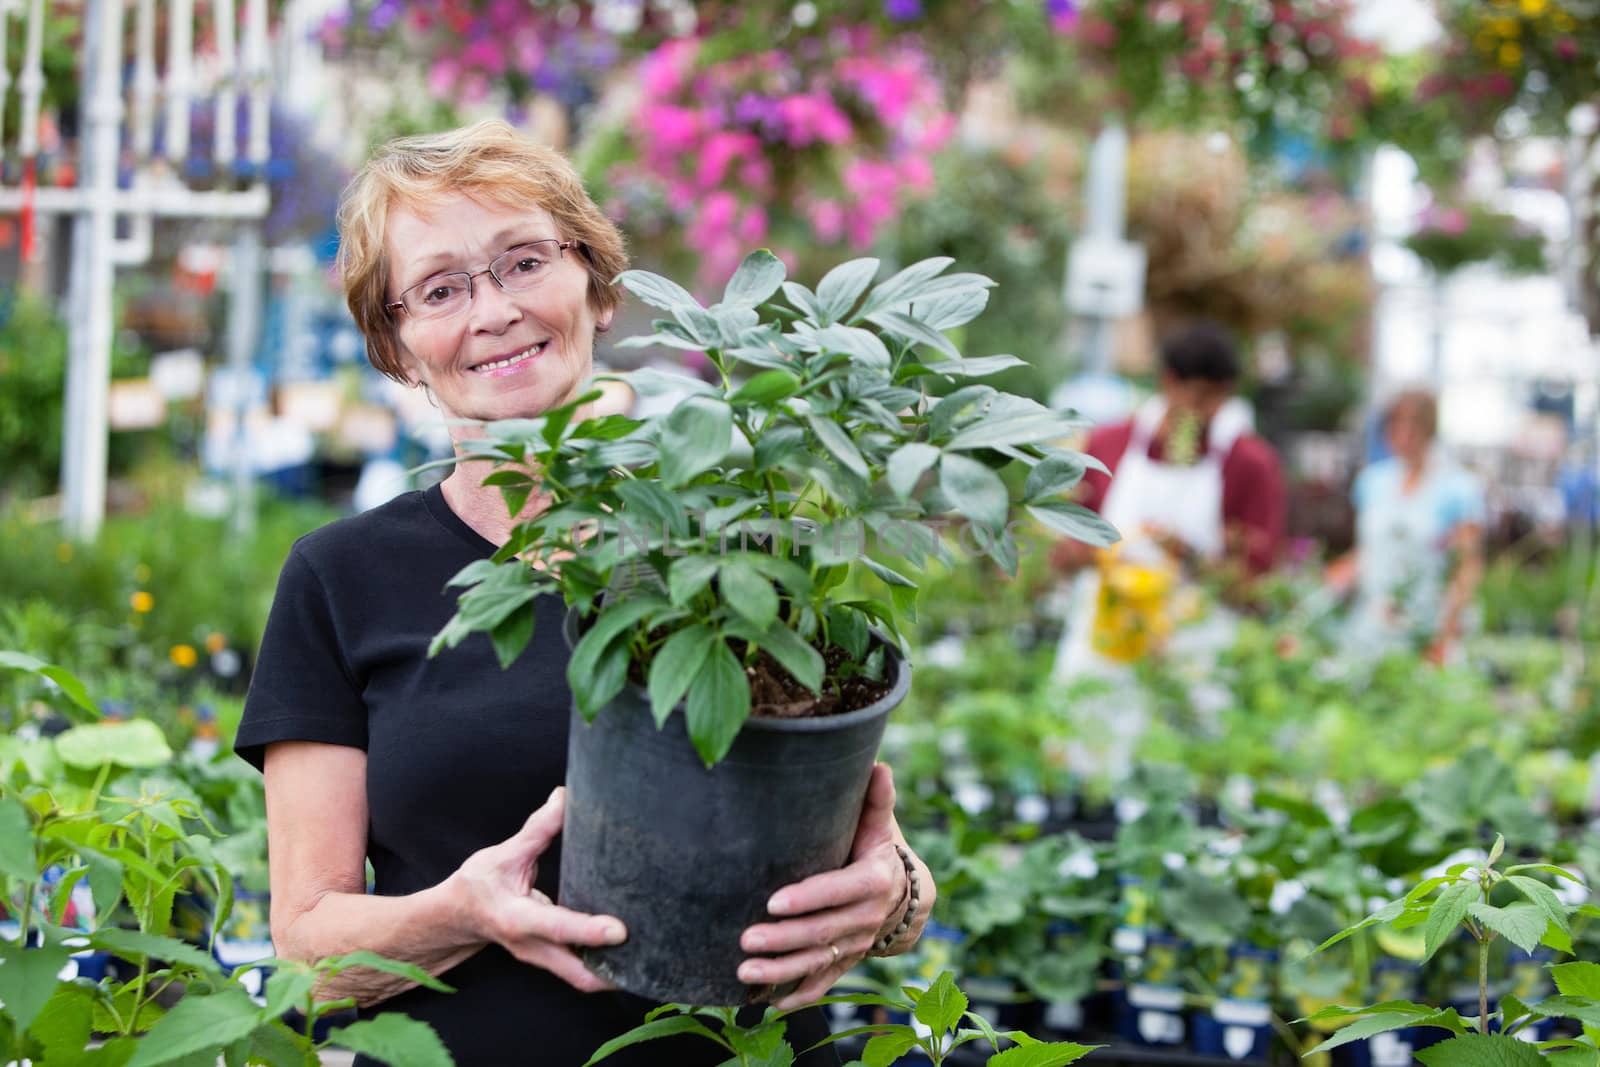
[558,618,911,1006]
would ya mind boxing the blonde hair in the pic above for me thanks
[1386,388,1438,440]
[336,119,628,383]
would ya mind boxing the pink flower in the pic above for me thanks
[737,204,768,245]
[1556,38,1580,61]
[809,200,845,243]
[645,105,704,154]
[461,37,506,75]
[428,59,461,97]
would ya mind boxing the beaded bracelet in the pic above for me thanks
[871,844,920,955]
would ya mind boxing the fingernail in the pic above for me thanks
[603,922,626,944]
[740,964,764,982]
[767,894,789,915]
[746,932,767,951]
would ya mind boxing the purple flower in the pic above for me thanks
[884,0,923,21]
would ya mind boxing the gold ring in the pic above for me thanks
[829,943,841,965]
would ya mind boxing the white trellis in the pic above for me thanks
[0,0,285,540]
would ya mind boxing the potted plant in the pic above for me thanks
[430,250,1119,1005]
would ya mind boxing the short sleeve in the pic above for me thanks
[1351,464,1375,511]
[1439,469,1486,530]
[233,544,369,771]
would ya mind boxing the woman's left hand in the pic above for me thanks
[737,763,932,1010]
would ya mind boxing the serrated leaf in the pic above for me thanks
[1426,882,1478,961]
[262,968,317,1022]
[1553,962,1600,1000]
[0,941,69,1032]
[582,1015,724,1066]
[1416,1033,1548,1067]
[913,972,968,1035]
[29,982,97,1060]
[615,270,700,313]
[1468,902,1550,954]
[1311,899,1407,954]
[328,1014,454,1067]
[685,639,750,767]
[723,250,787,308]
[1507,876,1570,935]
[0,795,35,882]
[939,454,1008,532]
[90,928,223,976]
[861,1031,919,1067]
[647,626,716,728]
[124,988,261,1067]
[987,1042,1100,1067]
[1304,1012,1431,1056]
[324,951,455,993]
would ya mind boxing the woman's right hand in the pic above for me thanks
[445,786,626,992]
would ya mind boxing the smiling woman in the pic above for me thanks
[231,121,923,1067]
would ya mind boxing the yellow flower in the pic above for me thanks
[169,644,198,669]
[130,591,154,613]
[1500,41,1523,66]
[1492,16,1521,36]
[55,543,73,562]
[1518,0,1547,14]
[133,563,151,583]
[204,632,227,654]
[1554,10,1575,29]
[1475,30,1498,52]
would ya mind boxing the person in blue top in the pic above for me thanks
[1328,389,1486,663]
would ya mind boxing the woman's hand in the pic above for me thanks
[445,786,626,993]
[737,764,933,1010]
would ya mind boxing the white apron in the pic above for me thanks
[1053,395,1253,681]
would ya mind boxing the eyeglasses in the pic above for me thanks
[386,239,576,321]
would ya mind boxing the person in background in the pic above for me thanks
[1327,388,1485,664]
[1051,321,1286,675]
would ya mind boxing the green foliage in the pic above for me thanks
[582,970,1099,1067]
[437,251,1117,765]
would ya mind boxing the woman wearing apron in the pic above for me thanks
[1050,323,1285,777]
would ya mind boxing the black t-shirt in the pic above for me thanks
[236,485,837,1067]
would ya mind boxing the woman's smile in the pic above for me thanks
[469,340,549,377]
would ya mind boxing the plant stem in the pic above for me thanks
[1479,935,1489,1033]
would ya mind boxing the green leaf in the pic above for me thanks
[806,416,868,480]
[816,258,880,322]
[939,454,1009,532]
[731,369,802,406]
[55,720,173,769]
[913,288,990,331]
[1546,1047,1600,1067]
[864,310,959,359]
[0,941,69,1032]
[648,626,717,728]
[1468,902,1550,954]
[740,622,825,694]
[946,413,1083,452]
[1415,1034,1548,1067]
[124,988,261,1067]
[0,651,98,715]
[685,639,751,766]
[807,325,893,370]
[1024,456,1090,502]
[615,270,700,313]
[856,257,954,320]
[328,1015,454,1067]
[860,1031,919,1067]
[567,597,666,715]
[262,968,317,1022]
[660,398,733,488]
[1426,882,1478,961]
[1505,864,1586,885]
[73,845,124,919]
[1027,502,1119,548]
[1488,835,1505,866]
[0,795,36,882]
[1553,962,1600,1000]
[861,558,915,589]
[90,928,224,977]
[914,972,968,1036]
[489,605,537,670]
[669,556,722,607]
[920,354,1028,379]
[720,558,780,629]
[781,282,826,321]
[987,1042,1100,1067]
[29,982,97,1061]
[1304,1012,1433,1056]
[887,443,941,501]
[581,1014,726,1065]
[1525,996,1600,1030]
[1507,876,1570,936]
[323,951,455,993]
[723,250,787,308]
[615,478,691,540]
[1311,899,1407,954]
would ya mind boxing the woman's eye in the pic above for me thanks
[423,285,460,304]
[511,257,544,274]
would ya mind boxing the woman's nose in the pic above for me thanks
[468,276,523,333]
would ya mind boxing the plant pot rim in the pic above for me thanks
[562,606,912,734]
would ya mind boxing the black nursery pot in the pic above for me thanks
[558,616,911,1006]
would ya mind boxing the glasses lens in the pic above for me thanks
[408,275,472,320]
[494,241,561,291]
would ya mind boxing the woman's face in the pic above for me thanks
[1386,400,1433,462]
[384,194,606,424]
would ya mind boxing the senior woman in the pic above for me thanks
[234,120,933,1066]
